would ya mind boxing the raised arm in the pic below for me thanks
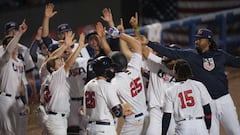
[0,20,27,66]
[64,33,85,71]
[30,26,43,62]
[96,22,112,56]
[45,31,75,62]
[42,3,57,38]
[101,8,115,28]
[129,12,140,37]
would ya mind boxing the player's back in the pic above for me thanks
[84,79,119,122]
[112,68,147,114]
[166,79,211,121]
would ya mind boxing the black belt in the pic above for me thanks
[89,121,111,125]
[178,116,202,122]
[48,111,66,117]
[71,97,83,101]
[124,112,144,119]
[0,92,12,97]
[0,92,20,99]
[135,113,143,118]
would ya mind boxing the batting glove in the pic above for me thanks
[108,27,121,39]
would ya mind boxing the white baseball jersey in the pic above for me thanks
[146,53,175,108]
[0,44,35,86]
[0,51,24,135]
[0,58,24,97]
[45,66,70,113]
[163,79,212,122]
[67,57,88,98]
[67,57,89,129]
[145,52,176,135]
[39,62,50,83]
[18,44,35,71]
[84,78,121,122]
[111,53,147,114]
[35,53,46,69]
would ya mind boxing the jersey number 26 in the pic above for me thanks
[85,91,96,108]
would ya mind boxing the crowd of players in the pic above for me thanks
[1,3,240,135]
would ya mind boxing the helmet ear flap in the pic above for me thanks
[104,69,115,82]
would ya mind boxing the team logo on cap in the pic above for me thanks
[203,58,215,71]
[60,25,66,30]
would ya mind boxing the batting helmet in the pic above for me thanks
[109,51,128,72]
[92,56,115,80]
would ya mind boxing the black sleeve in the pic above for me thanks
[29,40,41,63]
[203,104,212,129]
[108,38,120,51]
[111,104,123,118]
[147,41,190,60]
[42,36,52,48]
[162,112,171,135]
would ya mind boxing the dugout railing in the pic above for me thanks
[125,7,240,52]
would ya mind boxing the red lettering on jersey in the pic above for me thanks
[43,86,51,103]
[12,63,24,73]
[85,91,96,108]
[130,77,143,97]
[69,67,86,77]
[178,90,195,109]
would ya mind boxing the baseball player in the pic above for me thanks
[0,20,30,135]
[67,53,89,135]
[141,45,176,135]
[43,32,85,135]
[162,59,212,135]
[83,56,133,135]
[146,28,240,135]
[2,20,34,135]
[29,26,49,70]
[42,3,94,59]
[107,27,148,135]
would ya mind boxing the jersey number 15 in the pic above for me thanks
[178,90,195,109]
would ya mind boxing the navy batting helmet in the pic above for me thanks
[92,56,115,80]
[110,51,128,72]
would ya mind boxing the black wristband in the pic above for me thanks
[20,96,27,105]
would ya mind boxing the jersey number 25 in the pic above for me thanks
[130,77,143,97]
[178,90,195,109]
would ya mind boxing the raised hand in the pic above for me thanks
[78,33,85,49]
[35,26,43,40]
[101,8,115,27]
[64,31,75,47]
[96,22,106,38]
[129,12,138,29]
[108,27,121,39]
[117,18,125,33]
[45,3,57,18]
[19,19,28,34]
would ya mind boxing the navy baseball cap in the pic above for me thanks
[4,21,18,33]
[195,28,213,39]
[56,23,72,34]
[48,43,59,53]
[85,30,98,42]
